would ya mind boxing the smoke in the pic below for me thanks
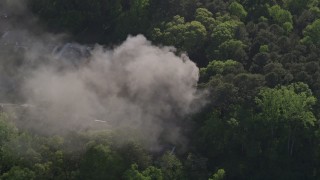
[0,1,203,151]
[22,35,201,150]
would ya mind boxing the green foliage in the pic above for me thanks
[152,15,207,53]
[209,169,225,180]
[259,16,268,22]
[259,44,269,52]
[0,113,19,173]
[211,20,243,45]
[79,144,125,180]
[200,59,244,81]
[184,21,208,50]
[8,0,320,179]
[283,21,293,32]
[158,152,184,180]
[1,166,35,180]
[283,0,315,13]
[118,142,152,169]
[123,164,163,180]
[124,164,148,180]
[195,8,216,31]
[268,5,293,30]
[310,5,320,16]
[218,39,247,62]
[233,73,265,102]
[33,162,54,179]
[263,63,293,87]
[0,113,17,146]
[255,83,316,127]
[302,19,320,46]
[114,0,151,39]
[229,1,248,20]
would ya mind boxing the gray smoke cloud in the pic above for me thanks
[22,35,201,150]
[0,1,203,151]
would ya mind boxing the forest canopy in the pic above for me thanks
[1,0,320,179]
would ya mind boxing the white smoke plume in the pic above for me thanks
[22,35,201,150]
[0,1,203,151]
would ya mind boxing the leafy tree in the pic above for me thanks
[114,0,151,39]
[218,39,247,63]
[283,21,293,33]
[233,73,265,103]
[250,52,270,73]
[255,83,317,155]
[259,44,269,52]
[211,20,243,45]
[229,1,248,20]
[184,153,208,180]
[123,164,163,180]
[282,0,315,14]
[8,0,320,179]
[0,113,18,173]
[152,15,186,45]
[209,169,225,180]
[0,113,17,147]
[205,76,239,111]
[264,63,293,87]
[79,144,125,180]
[268,5,293,30]
[4,133,41,167]
[200,59,244,81]
[183,21,207,51]
[195,8,216,32]
[301,19,320,46]
[118,142,152,169]
[1,166,35,180]
[256,83,316,126]
[152,15,207,53]
[33,162,54,179]
[158,152,184,180]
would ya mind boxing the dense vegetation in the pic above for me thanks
[2,0,320,179]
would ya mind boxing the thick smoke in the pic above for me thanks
[0,1,203,151]
[22,35,201,150]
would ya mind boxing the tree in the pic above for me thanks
[229,1,248,20]
[259,44,269,53]
[158,152,184,180]
[184,153,208,180]
[152,15,186,46]
[0,113,18,173]
[114,0,151,40]
[79,144,125,180]
[152,15,207,53]
[233,73,265,103]
[123,164,163,180]
[268,5,293,31]
[263,63,293,87]
[118,142,152,170]
[283,0,314,14]
[255,83,317,155]
[218,39,247,63]
[256,83,316,126]
[211,20,243,45]
[200,59,244,81]
[1,166,35,180]
[0,113,17,147]
[195,8,216,32]
[183,21,207,52]
[209,169,225,180]
[301,19,320,46]
[250,52,270,73]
